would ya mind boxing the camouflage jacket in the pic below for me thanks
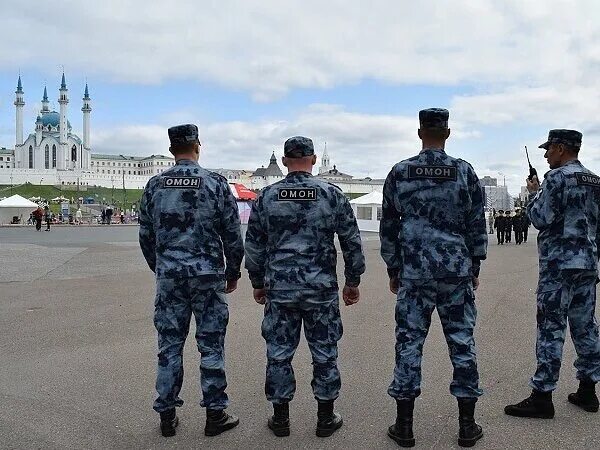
[380,148,487,280]
[527,160,600,276]
[138,159,243,280]
[244,171,365,290]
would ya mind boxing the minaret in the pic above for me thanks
[319,142,332,174]
[35,115,43,146]
[82,83,91,150]
[14,75,24,147]
[58,72,69,170]
[41,85,50,113]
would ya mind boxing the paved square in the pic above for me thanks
[1,227,598,449]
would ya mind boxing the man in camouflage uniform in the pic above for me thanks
[505,129,600,419]
[139,124,243,437]
[245,136,365,438]
[380,108,487,448]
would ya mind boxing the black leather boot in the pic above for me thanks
[457,398,483,447]
[268,402,290,437]
[387,399,415,447]
[204,409,240,436]
[504,390,555,419]
[159,409,179,437]
[568,380,599,413]
[316,400,343,437]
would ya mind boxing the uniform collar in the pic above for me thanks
[175,159,199,166]
[420,147,445,154]
[286,171,313,178]
[561,159,580,168]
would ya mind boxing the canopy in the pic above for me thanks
[0,195,39,224]
[229,183,257,201]
[349,191,383,205]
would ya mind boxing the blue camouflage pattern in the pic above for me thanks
[153,278,230,412]
[284,136,315,158]
[139,159,243,280]
[527,159,600,391]
[245,171,365,290]
[168,123,200,145]
[262,290,342,403]
[530,269,600,392]
[389,277,482,399]
[380,149,488,280]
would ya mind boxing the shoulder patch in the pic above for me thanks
[575,172,600,188]
[408,165,457,181]
[161,176,202,189]
[277,187,317,201]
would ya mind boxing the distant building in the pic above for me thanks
[482,185,513,212]
[249,152,284,190]
[480,176,498,187]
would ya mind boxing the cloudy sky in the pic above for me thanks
[1,0,600,194]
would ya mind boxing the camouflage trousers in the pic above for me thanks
[262,290,343,404]
[389,277,482,400]
[153,277,229,413]
[530,269,600,392]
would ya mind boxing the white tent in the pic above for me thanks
[0,195,39,224]
[350,191,383,232]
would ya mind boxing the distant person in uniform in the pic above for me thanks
[506,129,600,419]
[494,210,505,245]
[504,210,512,243]
[488,213,494,235]
[44,205,51,231]
[139,124,244,438]
[513,209,523,245]
[101,208,106,225]
[106,206,113,225]
[245,136,365,438]
[522,212,531,243]
[380,108,487,448]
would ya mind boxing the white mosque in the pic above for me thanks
[0,74,175,189]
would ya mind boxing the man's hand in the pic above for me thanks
[225,279,238,293]
[526,175,540,193]
[342,285,360,306]
[253,288,267,305]
[472,277,480,291]
[389,278,400,295]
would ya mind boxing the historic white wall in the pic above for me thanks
[0,169,150,190]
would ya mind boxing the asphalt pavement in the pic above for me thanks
[0,226,598,449]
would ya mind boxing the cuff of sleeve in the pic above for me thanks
[225,269,241,281]
[345,276,360,288]
[387,268,400,279]
[471,258,481,277]
[248,272,264,289]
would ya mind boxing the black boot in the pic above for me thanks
[457,398,483,447]
[316,400,343,437]
[204,409,240,436]
[568,380,599,413]
[504,390,555,419]
[159,409,179,437]
[268,402,290,437]
[387,399,415,447]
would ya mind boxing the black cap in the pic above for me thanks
[168,124,200,145]
[539,129,582,150]
[284,136,315,158]
[419,108,449,129]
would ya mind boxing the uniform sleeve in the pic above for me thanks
[379,169,403,279]
[526,172,564,230]
[138,184,156,272]
[336,194,365,287]
[465,168,488,277]
[244,195,268,289]
[218,181,244,280]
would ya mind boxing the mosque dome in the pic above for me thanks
[39,111,72,132]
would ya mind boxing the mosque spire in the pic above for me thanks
[61,71,67,89]
[41,85,50,112]
[43,85,48,101]
[16,75,23,93]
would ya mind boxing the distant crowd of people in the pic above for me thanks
[489,209,531,245]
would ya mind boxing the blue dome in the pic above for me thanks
[39,111,71,131]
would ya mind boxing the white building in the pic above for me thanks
[0,75,174,189]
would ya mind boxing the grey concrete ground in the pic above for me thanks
[0,226,598,449]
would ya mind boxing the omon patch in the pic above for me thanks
[408,165,457,181]
[277,188,317,201]
[162,177,202,188]
[575,172,600,188]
